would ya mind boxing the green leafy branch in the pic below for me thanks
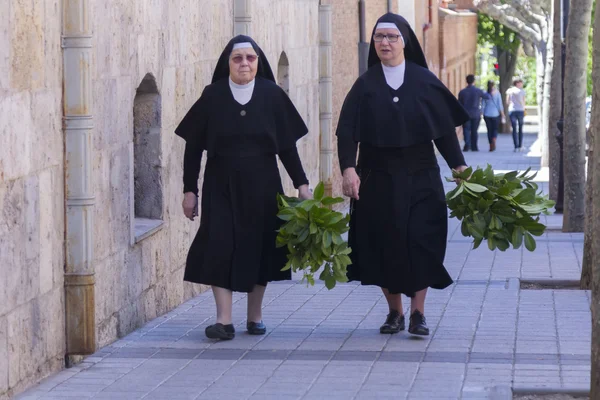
[446,165,555,252]
[276,182,352,289]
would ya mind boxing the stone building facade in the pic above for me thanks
[0,1,477,398]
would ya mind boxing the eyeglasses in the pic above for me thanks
[373,33,401,43]
[231,54,258,64]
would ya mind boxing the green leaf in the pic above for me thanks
[323,230,332,249]
[524,232,536,251]
[464,182,488,193]
[309,223,318,234]
[511,226,523,249]
[322,197,344,206]
[447,185,465,200]
[325,275,336,290]
[313,182,325,201]
[473,237,483,249]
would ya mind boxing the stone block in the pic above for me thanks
[10,0,45,91]
[0,92,33,182]
[0,0,9,90]
[0,316,8,394]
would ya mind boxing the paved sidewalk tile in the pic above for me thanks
[15,132,591,400]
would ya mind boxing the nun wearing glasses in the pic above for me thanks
[337,14,470,336]
[175,35,312,341]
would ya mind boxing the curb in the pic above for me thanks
[489,385,591,399]
[513,385,590,396]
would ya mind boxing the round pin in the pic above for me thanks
[240,110,246,116]
[393,97,399,103]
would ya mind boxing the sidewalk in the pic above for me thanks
[16,129,591,400]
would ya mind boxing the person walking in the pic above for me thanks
[336,13,470,336]
[458,74,490,152]
[482,80,505,152]
[506,79,526,152]
[175,35,312,340]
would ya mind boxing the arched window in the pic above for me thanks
[132,73,163,242]
[277,52,290,96]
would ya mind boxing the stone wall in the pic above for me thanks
[0,1,65,398]
[439,8,478,96]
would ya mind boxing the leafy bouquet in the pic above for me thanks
[276,182,352,289]
[446,165,555,251]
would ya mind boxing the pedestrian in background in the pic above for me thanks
[506,78,526,152]
[458,74,490,152]
[482,80,505,152]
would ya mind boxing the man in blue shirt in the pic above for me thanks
[458,75,490,151]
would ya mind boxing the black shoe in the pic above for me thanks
[205,323,235,340]
[380,310,405,334]
[247,321,267,335]
[408,310,429,336]
[463,146,470,152]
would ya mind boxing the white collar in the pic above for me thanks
[381,61,406,90]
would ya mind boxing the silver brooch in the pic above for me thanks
[393,97,399,103]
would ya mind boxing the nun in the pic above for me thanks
[336,13,470,336]
[175,35,312,340]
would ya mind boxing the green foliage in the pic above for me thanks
[477,13,520,53]
[276,182,352,290]
[446,165,555,252]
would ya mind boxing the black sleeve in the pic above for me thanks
[434,133,466,170]
[338,136,359,171]
[279,147,309,188]
[183,136,203,195]
[336,79,362,171]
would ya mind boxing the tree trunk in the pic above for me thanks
[498,47,519,133]
[591,0,600,391]
[587,7,599,393]
[537,43,551,167]
[549,0,562,201]
[562,0,593,232]
[582,147,594,289]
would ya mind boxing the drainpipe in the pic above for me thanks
[358,0,369,75]
[319,4,333,197]
[388,0,393,12]
[62,0,96,359]
[422,0,433,60]
[234,0,252,35]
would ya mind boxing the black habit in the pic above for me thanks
[176,35,309,292]
[336,13,470,296]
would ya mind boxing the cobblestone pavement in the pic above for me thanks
[16,130,591,399]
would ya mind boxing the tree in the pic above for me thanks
[473,0,553,168]
[590,1,600,394]
[478,14,521,133]
[562,0,593,233]
[548,0,561,202]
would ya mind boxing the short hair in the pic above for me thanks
[513,78,523,85]
[466,75,475,85]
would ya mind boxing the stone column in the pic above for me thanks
[62,0,96,357]
[319,4,333,197]
[234,0,252,36]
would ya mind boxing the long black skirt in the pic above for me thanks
[347,144,453,297]
[183,154,290,292]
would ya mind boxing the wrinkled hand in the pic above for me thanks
[342,168,361,200]
[453,165,469,185]
[298,184,313,200]
[182,192,198,221]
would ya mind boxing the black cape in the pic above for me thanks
[175,36,308,292]
[336,13,469,147]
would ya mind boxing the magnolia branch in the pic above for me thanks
[474,0,544,44]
